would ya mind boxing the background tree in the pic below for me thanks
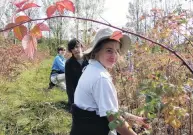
[40,0,71,54]
[71,0,105,45]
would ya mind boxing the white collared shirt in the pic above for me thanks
[74,59,118,117]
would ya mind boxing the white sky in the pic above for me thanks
[100,0,128,27]
[0,0,191,28]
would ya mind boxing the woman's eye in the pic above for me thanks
[106,49,113,53]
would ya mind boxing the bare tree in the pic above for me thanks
[72,0,105,45]
[126,0,148,42]
[0,1,16,29]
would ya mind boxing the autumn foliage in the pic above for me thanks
[4,0,75,59]
[1,0,193,134]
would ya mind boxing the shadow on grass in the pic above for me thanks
[42,86,71,113]
[54,101,71,113]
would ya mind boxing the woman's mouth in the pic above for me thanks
[107,59,116,63]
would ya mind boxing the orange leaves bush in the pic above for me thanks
[0,45,49,80]
[0,45,25,79]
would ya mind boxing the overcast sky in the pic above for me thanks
[100,0,129,27]
[0,0,191,28]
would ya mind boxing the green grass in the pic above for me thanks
[0,58,71,135]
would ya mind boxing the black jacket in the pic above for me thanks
[65,56,88,105]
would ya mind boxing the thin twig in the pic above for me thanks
[99,15,111,26]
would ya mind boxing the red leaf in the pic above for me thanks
[30,25,42,39]
[13,0,29,8]
[4,23,17,38]
[22,35,37,59]
[15,16,31,24]
[17,3,40,12]
[56,0,75,13]
[37,23,50,31]
[150,8,162,13]
[46,5,57,17]
[139,15,146,21]
[56,3,65,14]
[4,23,17,30]
[180,13,186,17]
[127,77,133,81]
[110,31,123,42]
[13,25,28,40]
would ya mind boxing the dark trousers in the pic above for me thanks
[70,104,110,135]
[66,89,74,107]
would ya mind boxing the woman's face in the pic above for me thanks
[59,49,66,56]
[71,43,83,59]
[96,41,120,69]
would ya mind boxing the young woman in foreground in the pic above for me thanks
[70,28,149,135]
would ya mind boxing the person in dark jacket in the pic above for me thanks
[65,38,88,110]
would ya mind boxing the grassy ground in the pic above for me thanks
[0,58,71,135]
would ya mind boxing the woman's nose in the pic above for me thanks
[113,51,119,56]
[110,52,117,58]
